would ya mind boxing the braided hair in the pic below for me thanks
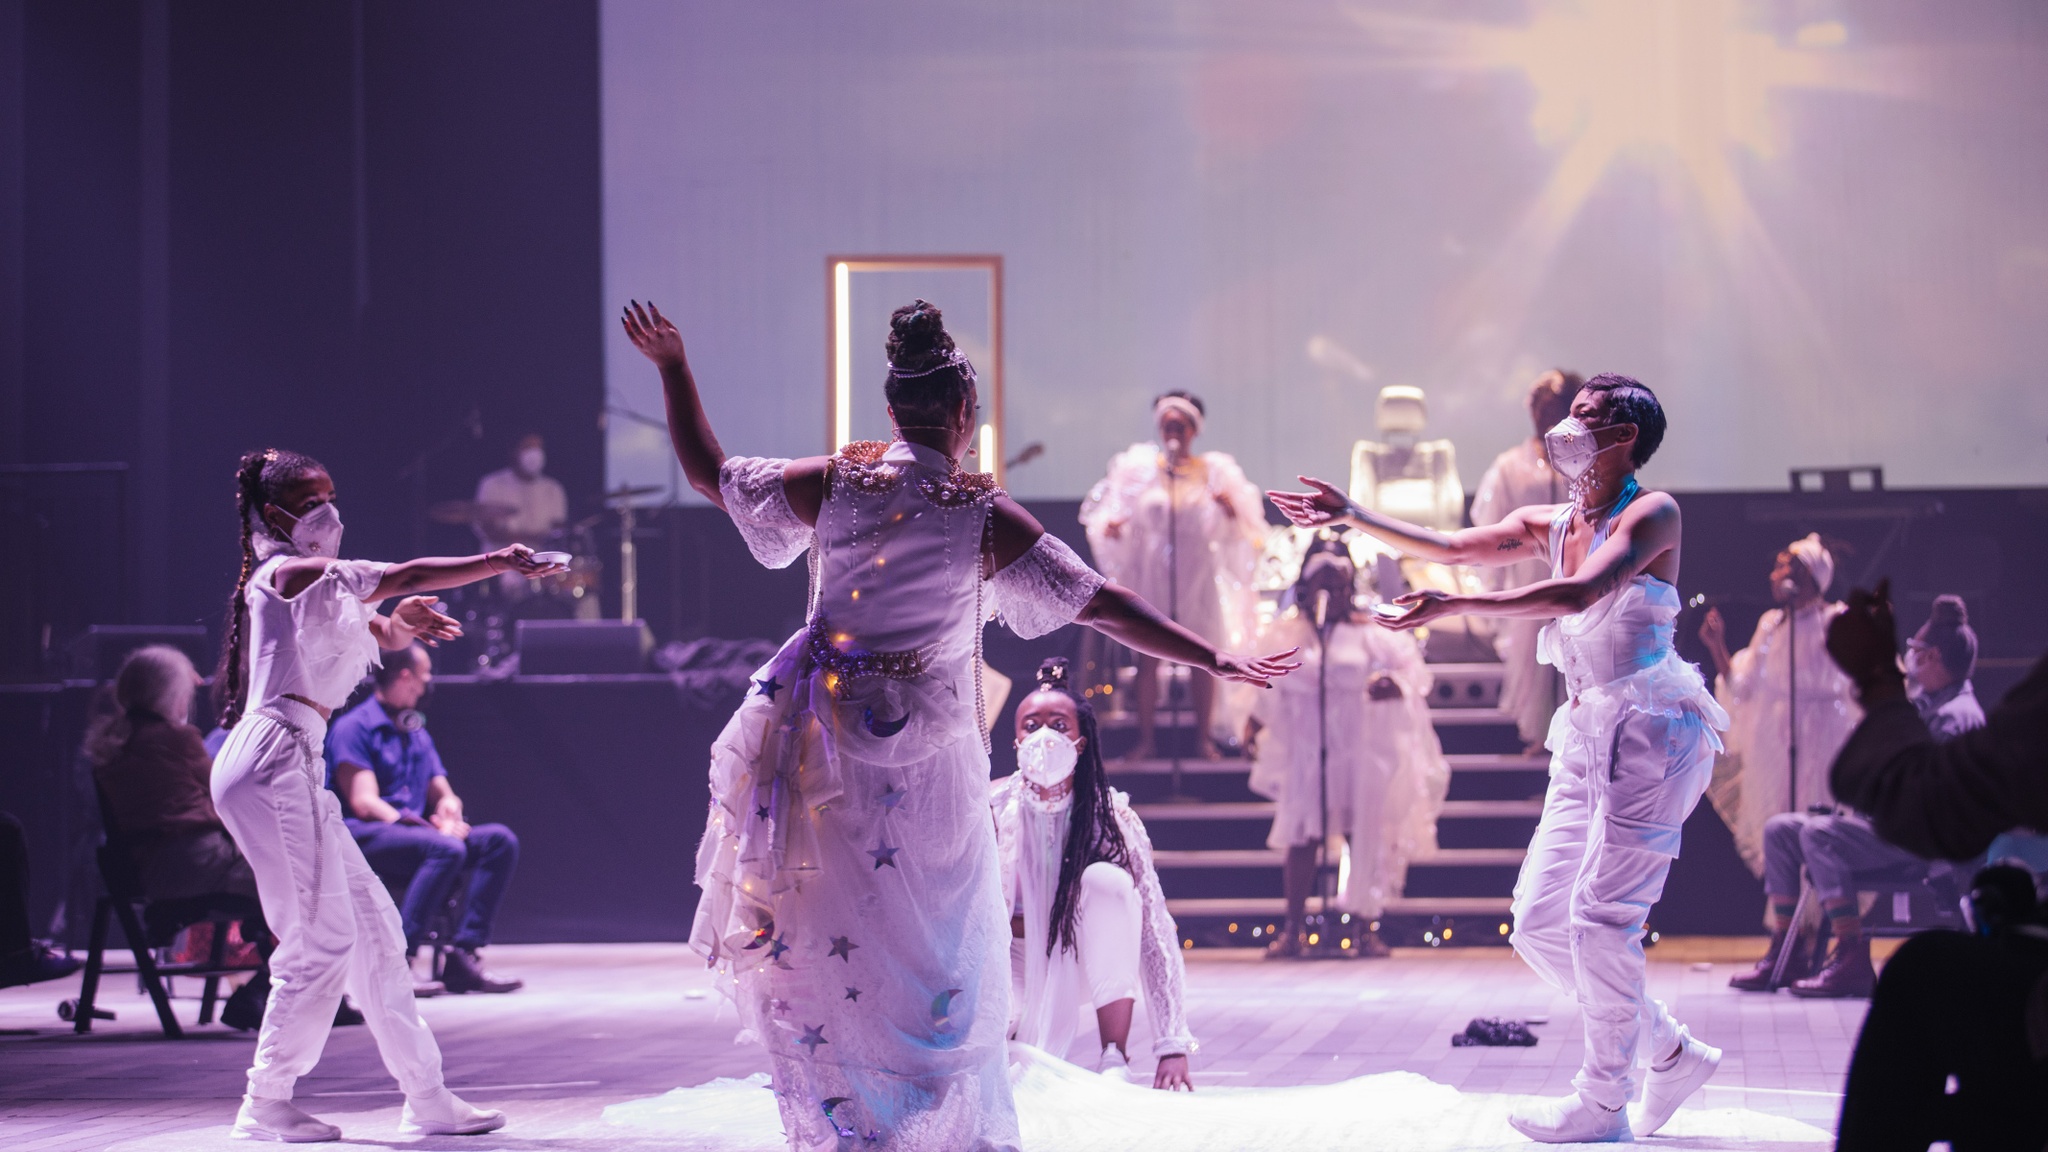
[883,300,973,428]
[212,447,327,729]
[1029,657,1135,956]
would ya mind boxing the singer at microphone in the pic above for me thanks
[1079,391,1266,761]
[1242,532,1448,958]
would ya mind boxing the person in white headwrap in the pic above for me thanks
[1081,392,1266,759]
[1699,534,1862,879]
[1471,370,1583,751]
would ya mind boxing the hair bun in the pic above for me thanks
[1035,657,1070,692]
[1930,594,1968,628]
[887,299,955,373]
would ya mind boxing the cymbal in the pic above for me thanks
[604,484,667,503]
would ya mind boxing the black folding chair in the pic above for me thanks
[61,789,266,1037]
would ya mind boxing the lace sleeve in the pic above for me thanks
[718,456,811,569]
[1115,796,1196,1057]
[990,532,1106,640]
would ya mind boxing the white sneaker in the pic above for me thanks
[1094,1044,1131,1083]
[1632,1026,1721,1136]
[400,1087,507,1136]
[1508,1091,1632,1143]
[231,1096,341,1143]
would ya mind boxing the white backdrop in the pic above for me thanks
[602,0,2048,501]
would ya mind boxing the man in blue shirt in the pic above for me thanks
[328,644,521,994]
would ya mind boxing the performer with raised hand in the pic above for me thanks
[208,447,562,1143]
[1268,375,1729,1144]
[622,298,1294,1150]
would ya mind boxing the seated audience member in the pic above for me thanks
[1825,581,2048,1152]
[327,644,522,994]
[1729,595,1985,999]
[0,812,81,989]
[86,646,261,903]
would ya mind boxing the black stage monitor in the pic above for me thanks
[515,619,653,675]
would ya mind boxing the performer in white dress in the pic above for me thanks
[1698,534,1862,878]
[992,659,1195,1088]
[208,448,559,1142]
[1246,532,1447,958]
[1470,370,1582,752]
[1080,393,1265,759]
[621,299,1294,1151]
[1271,375,1730,1144]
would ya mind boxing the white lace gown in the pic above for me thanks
[1706,603,1863,878]
[691,440,1104,1152]
[1470,440,1566,748]
[989,775,1195,1063]
[1247,610,1450,918]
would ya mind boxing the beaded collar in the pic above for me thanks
[830,440,1003,509]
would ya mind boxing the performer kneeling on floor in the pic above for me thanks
[993,658,1195,1090]
[208,447,561,1143]
[1270,374,1729,1144]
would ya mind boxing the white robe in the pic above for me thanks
[990,776,1194,1062]
[1706,603,1863,878]
[1079,444,1263,654]
[1470,439,1565,748]
[1247,611,1449,919]
[693,441,1105,1152]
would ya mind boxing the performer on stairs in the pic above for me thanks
[1270,375,1729,1144]
[623,298,1293,1150]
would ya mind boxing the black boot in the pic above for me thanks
[1728,927,1806,992]
[441,947,522,994]
[1789,935,1875,999]
[221,966,269,1031]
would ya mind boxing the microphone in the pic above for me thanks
[1314,588,1330,633]
[1165,436,1185,465]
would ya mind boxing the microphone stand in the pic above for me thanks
[1165,443,1188,801]
[1787,595,1800,816]
[1313,590,1336,932]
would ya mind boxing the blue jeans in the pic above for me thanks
[348,820,518,950]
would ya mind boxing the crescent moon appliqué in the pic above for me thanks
[862,707,910,738]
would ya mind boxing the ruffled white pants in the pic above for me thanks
[1509,705,1717,1110]
[210,698,444,1100]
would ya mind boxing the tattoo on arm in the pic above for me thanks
[1495,538,1524,551]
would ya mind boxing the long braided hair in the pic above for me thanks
[1031,657,1135,956]
[212,448,326,729]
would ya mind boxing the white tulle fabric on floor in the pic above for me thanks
[599,1044,1833,1152]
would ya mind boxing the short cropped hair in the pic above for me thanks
[1581,374,1666,467]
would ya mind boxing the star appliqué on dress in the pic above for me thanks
[844,986,861,1002]
[828,935,859,961]
[766,935,790,961]
[753,675,783,700]
[798,1024,828,1053]
[869,842,899,869]
[879,784,908,811]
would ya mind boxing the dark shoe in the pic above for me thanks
[222,968,270,1032]
[441,948,522,994]
[1789,935,1875,999]
[1355,930,1392,958]
[1263,923,1304,960]
[333,996,366,1026]
[0,941,81,989]
[1728,929,1804,992]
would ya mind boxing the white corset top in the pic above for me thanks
[1541,575,1681,697]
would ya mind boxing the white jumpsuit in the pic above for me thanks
[210,555,445,1102]
[1507,495,1729,1112]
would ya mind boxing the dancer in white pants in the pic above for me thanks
[1270,374,1729,1143]
[992,659,1195,1088]
[209,447,559,1143]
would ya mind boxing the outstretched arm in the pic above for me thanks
[1267,476,1552,567]
[986,499,1298,686]
[1376,492,1680,629]
[622,300,727,508]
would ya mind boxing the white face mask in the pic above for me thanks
[280,502,344,558]
[1016,725,1080,790]
[517,447,545,477]
[1543,416,1628,485]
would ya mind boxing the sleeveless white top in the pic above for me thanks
[244,555,388,712]
[1536,485,1726,744]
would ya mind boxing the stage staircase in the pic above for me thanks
[1097,662,1545,948]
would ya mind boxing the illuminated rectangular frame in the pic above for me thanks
[826,254,1004,485]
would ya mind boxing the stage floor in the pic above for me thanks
[0,940,1861,1150]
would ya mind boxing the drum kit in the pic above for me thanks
[427,483,666,672]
